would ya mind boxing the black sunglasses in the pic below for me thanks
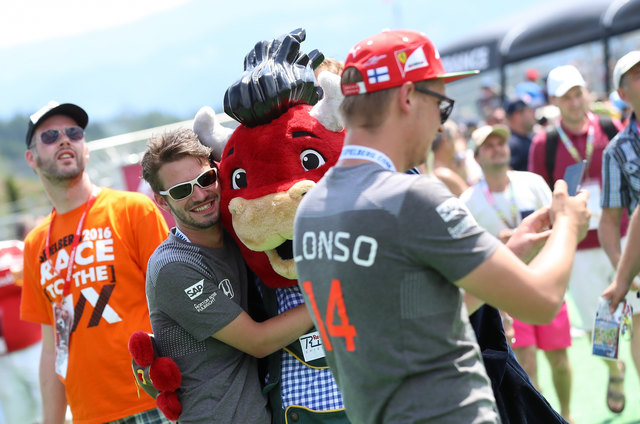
[159,168,218,201]
[414,86,455,124]
[40,126,85,145]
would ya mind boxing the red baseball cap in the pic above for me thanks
[341,29,478,96]
[525,68,540,81]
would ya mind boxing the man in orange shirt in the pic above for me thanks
[20,101,170,424]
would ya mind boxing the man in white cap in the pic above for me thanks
[462,124,574,422]
[528,64,632,414]
[294,29,589,423]
[599,50,640,401]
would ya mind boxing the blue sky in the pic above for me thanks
[1,0,559,122]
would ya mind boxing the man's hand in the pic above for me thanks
[602,277,633,314]
[497,228,514,244]
[505,207,552,264]
[549,179,590,242]
[603,276,640,314]
[501,311,515,345]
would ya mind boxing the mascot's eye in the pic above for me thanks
[300,149,326,171]
[231,168,247,189]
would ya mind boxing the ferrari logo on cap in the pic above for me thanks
[394,47,429,77]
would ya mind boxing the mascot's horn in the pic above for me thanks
[310,71,345,133]
[193,106,234,161]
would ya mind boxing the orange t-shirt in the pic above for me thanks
[21,188,169,424]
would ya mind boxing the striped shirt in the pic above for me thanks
[601,114,640,214]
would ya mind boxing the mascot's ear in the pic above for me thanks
[193,106,234,161]
[310,70,345,133]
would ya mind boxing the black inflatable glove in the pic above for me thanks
[224,28,325,127]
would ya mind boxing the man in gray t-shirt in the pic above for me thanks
[141,129,314,423]
[294,29,589,423]
[147,230,269,423]
[296,166,499,422]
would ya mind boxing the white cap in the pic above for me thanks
[613,51,640,90]
[471,124,510,152]
[547,65,586,98]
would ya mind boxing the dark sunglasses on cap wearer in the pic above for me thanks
[159,168,218,201]
[414,86,455,124]
[39,126,85,145]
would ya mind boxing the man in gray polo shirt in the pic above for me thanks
[294,29,590,423]
[141,129,313,423]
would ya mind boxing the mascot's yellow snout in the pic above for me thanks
[227,180,316,279]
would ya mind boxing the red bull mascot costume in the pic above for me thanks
[129,29,349,423]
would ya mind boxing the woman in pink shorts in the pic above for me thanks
[509,301,572,420]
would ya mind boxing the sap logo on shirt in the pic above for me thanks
[184,279,205,300]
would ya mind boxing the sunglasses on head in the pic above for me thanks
[159,168,218,201]
[40,126,85,145]
[414,86,455,124]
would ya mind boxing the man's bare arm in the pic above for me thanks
[602,207,640,312]
[213,305,313,358]
[598,207,624,267]
[41,325,68,424]
[457,181,589,324]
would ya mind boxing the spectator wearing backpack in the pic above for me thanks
[528,64,634,415]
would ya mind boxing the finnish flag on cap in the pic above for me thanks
[368,66,390,84]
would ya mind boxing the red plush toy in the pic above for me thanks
[128,331,182,421]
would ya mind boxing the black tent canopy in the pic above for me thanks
[440,0,640,91]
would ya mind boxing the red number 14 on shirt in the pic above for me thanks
[302,279,357,352]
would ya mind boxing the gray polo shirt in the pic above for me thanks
[146,230,270,424]
[294,164,500,423]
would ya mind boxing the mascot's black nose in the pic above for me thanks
[276,240,293,260]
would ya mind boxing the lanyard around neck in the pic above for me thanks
[339,145,397,172]
[480,177,519,229]
[556,113,595,166]
[45,188,99,300]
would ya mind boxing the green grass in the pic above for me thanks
[536,298,640,424]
